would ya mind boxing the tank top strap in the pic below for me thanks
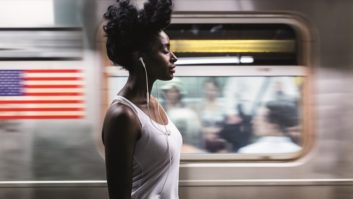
[113,95,145,128]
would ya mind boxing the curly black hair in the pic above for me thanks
[265,100,299,133]
[103,0,173,71]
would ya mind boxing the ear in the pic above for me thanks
[131,51,142,66]
[131,51,140,60]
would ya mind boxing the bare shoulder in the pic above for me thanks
[106,102,137,122]
[102,102,141,144]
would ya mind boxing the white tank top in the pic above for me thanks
[114,96,183,199]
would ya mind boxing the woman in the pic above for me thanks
[101,0,182,198]
[198,78,227,153]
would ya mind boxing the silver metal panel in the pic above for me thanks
[0,29,83,60]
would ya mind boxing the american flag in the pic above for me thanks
[0,69,84,119]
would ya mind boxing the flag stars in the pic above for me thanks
[0,70,22,96]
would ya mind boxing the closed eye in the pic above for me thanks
[161,43,170,53]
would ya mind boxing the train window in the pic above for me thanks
[103,14,312,160]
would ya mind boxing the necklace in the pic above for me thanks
[147,97,171,136]
[156,80,171,136]
[140,58,170,136]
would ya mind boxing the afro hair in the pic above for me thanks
[103,0,173,71]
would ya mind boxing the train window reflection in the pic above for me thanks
[109,76,304,154]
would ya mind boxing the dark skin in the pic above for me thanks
[102,31,177,199]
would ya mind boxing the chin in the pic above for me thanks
[168,74,175,80]
[160,75,174,81]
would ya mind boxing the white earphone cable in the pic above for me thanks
[139,57,170,136]
[139,57,172,195]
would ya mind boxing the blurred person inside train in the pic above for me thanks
[160,78,186,112]
[160,78,203,152]
[220,77,299,152]
[197,78,228,153]
[101,0,182,198]
[238,99,301,153]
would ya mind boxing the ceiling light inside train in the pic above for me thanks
[175,56,254,65]
[170,39,295,53]
[240,56,254,64]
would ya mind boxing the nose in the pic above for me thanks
[170,52,178,63]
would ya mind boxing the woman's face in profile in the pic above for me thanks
[144,31,177,81]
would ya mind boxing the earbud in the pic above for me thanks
[139,57,146,69]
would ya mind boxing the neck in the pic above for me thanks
[118,69,156,104]
[257,129,284,137]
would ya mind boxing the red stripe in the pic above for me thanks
[23,85,82,88]
[0,100,83,104]
[22,77,81,81]
[0,108,83,112]
[25,92,82,96]
[0,115,83,119]
[24,69,80,73]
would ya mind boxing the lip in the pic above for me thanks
[169,65,176,73]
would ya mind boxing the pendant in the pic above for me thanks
[166,128,171,136]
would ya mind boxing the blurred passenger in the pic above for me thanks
[161,79,203,152]
[160,78,186,112]
[223,77,299,118]
[197,78,228,153]
[221,77,299,151]
[238,100,301,153]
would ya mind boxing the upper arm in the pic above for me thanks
[102,104,141,199]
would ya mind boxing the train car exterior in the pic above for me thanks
[1,0,353,198]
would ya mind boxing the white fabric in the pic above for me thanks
[114,96,183,199]
[238,136,301,154]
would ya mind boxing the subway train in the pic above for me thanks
[1,0,353,198]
